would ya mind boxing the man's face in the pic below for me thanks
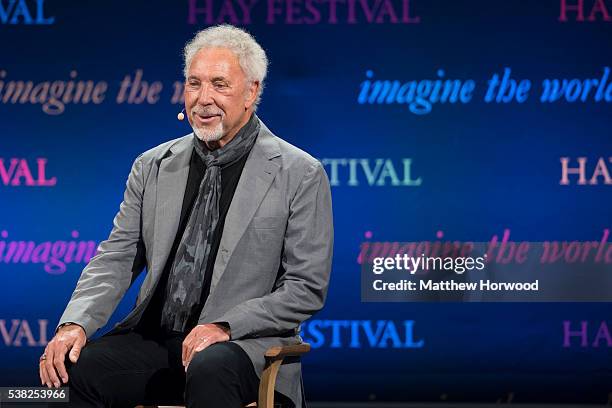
[184,47,258,145]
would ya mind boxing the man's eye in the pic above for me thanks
[214,82,228,89]
[188,81,200,88]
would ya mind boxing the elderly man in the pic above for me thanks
[39,24,333,408]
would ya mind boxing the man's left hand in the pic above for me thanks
[182,323,230,371]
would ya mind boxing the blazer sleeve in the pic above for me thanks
[56,154,147,338]
[212,160,334,339]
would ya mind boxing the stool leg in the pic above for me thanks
[258,359,283,408]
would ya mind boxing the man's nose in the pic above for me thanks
[197,83,214,105]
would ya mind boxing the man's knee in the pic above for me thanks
[185,342,259,407]
[65,345,99,390]
[186,342,245,385]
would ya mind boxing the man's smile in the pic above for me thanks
[195,113,221,125]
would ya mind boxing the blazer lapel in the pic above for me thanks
[151,137,193,282]
[210,122,281,291]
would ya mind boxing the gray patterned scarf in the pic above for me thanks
[161,113,260,332]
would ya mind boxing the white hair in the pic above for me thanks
[183,24,268,110]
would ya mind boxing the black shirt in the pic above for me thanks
[136,140,250,338]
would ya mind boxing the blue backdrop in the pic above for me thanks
[1,0,611,403]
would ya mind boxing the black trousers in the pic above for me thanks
[53,328,261,408]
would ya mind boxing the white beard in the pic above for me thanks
[193,121,225,142]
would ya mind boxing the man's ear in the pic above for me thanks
[244,80,260,110]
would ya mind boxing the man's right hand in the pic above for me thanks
[39,324,86,388]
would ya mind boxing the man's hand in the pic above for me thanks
[182,323,230,371]
[39,324,86,388]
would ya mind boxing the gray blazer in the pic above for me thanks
[58,118,334,407]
